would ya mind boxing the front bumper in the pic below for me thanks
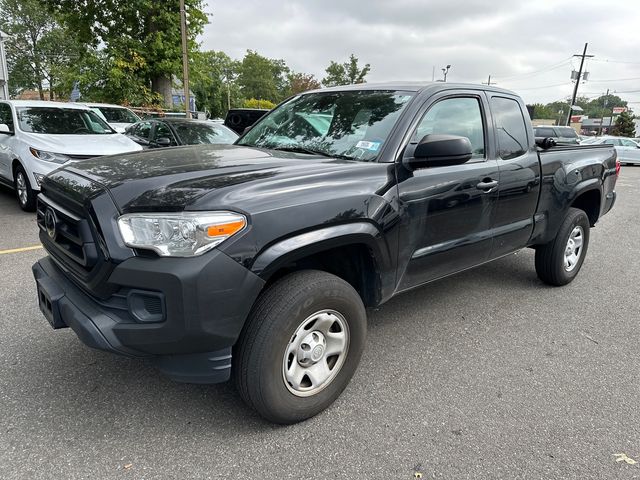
[32,250,265,383]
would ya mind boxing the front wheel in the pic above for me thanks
[535,207,590,286]
[14,165,36,211]
[233,270,367,424]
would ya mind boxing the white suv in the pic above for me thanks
[81,103,141,133]
[0,100,142,211]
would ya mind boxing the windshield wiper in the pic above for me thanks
[270,145,355,160]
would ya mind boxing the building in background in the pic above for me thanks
[0,31,9,100]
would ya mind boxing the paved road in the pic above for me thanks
[1,169,639,479]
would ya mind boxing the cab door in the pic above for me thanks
[487,95,541,258]
[396,91,500,290]
[0,102,16,183]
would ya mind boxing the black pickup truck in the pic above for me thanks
[32,83,618,423]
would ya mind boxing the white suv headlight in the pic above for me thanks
[117,212,247,257]
[29,147,70,164]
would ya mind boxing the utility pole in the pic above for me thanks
[180,0,191,119]
[598,88,609,136]
[566,43,593,126]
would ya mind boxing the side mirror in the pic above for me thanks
[0,123,12,134]
[242,126,252,135]
[405,134,473,169]
[155,137,172,147]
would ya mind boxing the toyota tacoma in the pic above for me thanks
[32,83,618,423]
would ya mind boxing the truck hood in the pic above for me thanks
[21,131,142,156]
[60,144,394,213]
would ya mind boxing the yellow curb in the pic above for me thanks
[0,245,43,255]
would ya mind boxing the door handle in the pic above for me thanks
[476,179,498,191]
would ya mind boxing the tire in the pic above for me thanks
[535,207,590,286]
[14,164,36,212]
[233,270,367,424]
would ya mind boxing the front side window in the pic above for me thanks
[603,139,620,146]
[135,121,152,140]
[491,97,529,160]
[153,122,176,144]
[16,107,115,135]
[621,139,638,147]
[0,103,13,131]
[413,97,485,158]
[239,90,414,161]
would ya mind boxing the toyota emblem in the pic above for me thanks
[44,208,57,240]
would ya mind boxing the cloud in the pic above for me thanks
[200,0,640,105]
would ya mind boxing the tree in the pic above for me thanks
[583,94,627,119]
[529,103,555,119]
[243,98,276,109]
[190,50,242,118]
[237,50,289,103]
[322,54,370,87]
[611,111,636,137]
[0,0,83,99]
[286,72,321,95]
[46,0,208,106]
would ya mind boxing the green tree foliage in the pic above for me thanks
[0,0,84,99]
[243,98,276,109]
[190,50,242,118]
[237,50,289,103]
[322,54,370,87]
[529,103,555,119]
[611,111,636,137]
[46,0,208,106]
[287,72,321,95]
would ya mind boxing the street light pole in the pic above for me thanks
[442,64,451,82]
[180,0,191,118]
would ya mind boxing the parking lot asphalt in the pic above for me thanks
[0,169,639,480]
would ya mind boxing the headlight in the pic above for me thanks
[29,147,70,164]
[117,212,247,257]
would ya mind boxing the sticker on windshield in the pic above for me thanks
[356,140,381,151]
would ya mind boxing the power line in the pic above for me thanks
[507,82,571,91]
[491,56,573,81]
[588,76,640,83]
[592,58,640,65]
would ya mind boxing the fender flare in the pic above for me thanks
[250,222,394,290]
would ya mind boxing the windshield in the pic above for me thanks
[17,107,115,135]
[174,122,239,145]
[92,106,140,124]
[239,90,414,161]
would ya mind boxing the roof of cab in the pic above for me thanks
[0,100,91,109]
[306,81,517,96]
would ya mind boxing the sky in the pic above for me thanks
[200,0,640,108]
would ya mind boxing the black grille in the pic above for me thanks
[66,154,96,160]
[37,194,100,279]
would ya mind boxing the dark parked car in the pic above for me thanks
[533,125,580,144]
[224,108,269,134]
[125,118,238,148]
[33,83,618,424]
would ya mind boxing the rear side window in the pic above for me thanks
[0,103,14,131]
[535,127,556,137]
[557,127,578,138]
[492,97,529,160]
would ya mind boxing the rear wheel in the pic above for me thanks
[233,270,367,424]
[535,207,590,286]
[14,164,36,211]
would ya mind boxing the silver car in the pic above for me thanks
[588,136,640,165]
